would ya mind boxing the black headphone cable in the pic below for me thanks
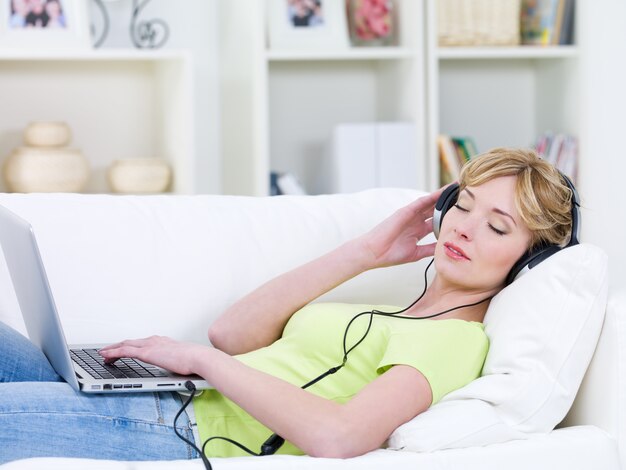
[259,259,492,458]
[175,258,493,468]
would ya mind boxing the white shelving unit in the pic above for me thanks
[425,0,580,189]
[0,49,195,194]
[218,0,426,196]
[218,0,582,195]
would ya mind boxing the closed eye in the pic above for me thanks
[488,224,506,236]
[453,203,468,212]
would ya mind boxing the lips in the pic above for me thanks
[444,242,470,261]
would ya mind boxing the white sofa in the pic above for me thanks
[0,189,623,470]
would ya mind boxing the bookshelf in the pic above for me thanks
[425,0,581,189]
[0,50,195,194]
[217,0,581,195]
[425,0,580,189]
[218,0,427,196]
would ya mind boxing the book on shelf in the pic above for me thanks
[520,0,575,46]
[535,132,578,183]
[438,135,479,186]
[270,171,307,196]
[558,0,575,45]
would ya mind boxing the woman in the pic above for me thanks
[0,148,574,463]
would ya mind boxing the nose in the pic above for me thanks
[453,213,478,241]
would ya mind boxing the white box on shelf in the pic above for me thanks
[325,122,419,194]
[377,122,419,189]
[329,123,377,193]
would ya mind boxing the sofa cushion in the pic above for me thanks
[0,425,620,470]
[388,243,609,451]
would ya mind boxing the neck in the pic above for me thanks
[405,275,499,323]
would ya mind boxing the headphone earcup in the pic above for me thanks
[505,244,561,285]
[433,183,459,239]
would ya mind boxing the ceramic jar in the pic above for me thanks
[3,146,90,193]
[23,121,72,148]
[107,158,172,193]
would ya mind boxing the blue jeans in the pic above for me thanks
[0,321,199,464]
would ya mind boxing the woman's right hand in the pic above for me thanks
[357,187,448,270]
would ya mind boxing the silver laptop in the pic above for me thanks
[0,204,211,394]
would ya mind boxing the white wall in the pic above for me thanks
[90,0,219,193]
[578,0,626,289]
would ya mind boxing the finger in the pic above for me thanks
[415,220,435,240]
[98,338,147,357]
[99,344,143,361]
[408,187,447,215]
[415,242,437,258]
[99,338,151,352]
[416,184,458,217]
[416,222,433,242]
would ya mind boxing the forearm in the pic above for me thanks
[192,347,351,457]
[100,336,362,456]
[210,189,441,355]
[209,239,373,355]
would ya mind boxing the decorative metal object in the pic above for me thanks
[130,0,169,49]
[90,0,170,49]
[91,0,110,48]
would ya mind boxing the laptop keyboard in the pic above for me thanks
[70,348,169,380]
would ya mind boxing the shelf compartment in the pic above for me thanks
[0,50,194,194]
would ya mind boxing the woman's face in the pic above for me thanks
[434,175,532,292]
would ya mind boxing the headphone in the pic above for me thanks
[432,171,581,285]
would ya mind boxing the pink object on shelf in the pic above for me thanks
[347,0,396,46]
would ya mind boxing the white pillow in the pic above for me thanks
[387,243,609,452]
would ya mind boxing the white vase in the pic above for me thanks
[3,147,90,193]
[107,158,172,194]
[23,121,72,148]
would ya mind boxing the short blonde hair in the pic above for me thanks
[459,147,573,248]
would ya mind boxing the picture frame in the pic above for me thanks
[0,0,91,50]
[268,0,350,50]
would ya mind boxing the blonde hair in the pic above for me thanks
[459,147,573,248]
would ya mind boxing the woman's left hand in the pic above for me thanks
[98,336,209,376]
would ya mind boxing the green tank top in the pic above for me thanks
[193,302,489,457]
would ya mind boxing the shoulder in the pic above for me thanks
[381,319,489,404]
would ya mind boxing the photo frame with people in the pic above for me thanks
[0,0,91,50]
[268,0,350,50]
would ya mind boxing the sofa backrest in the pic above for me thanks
[560,290,626,464]
[0,190,426,345]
